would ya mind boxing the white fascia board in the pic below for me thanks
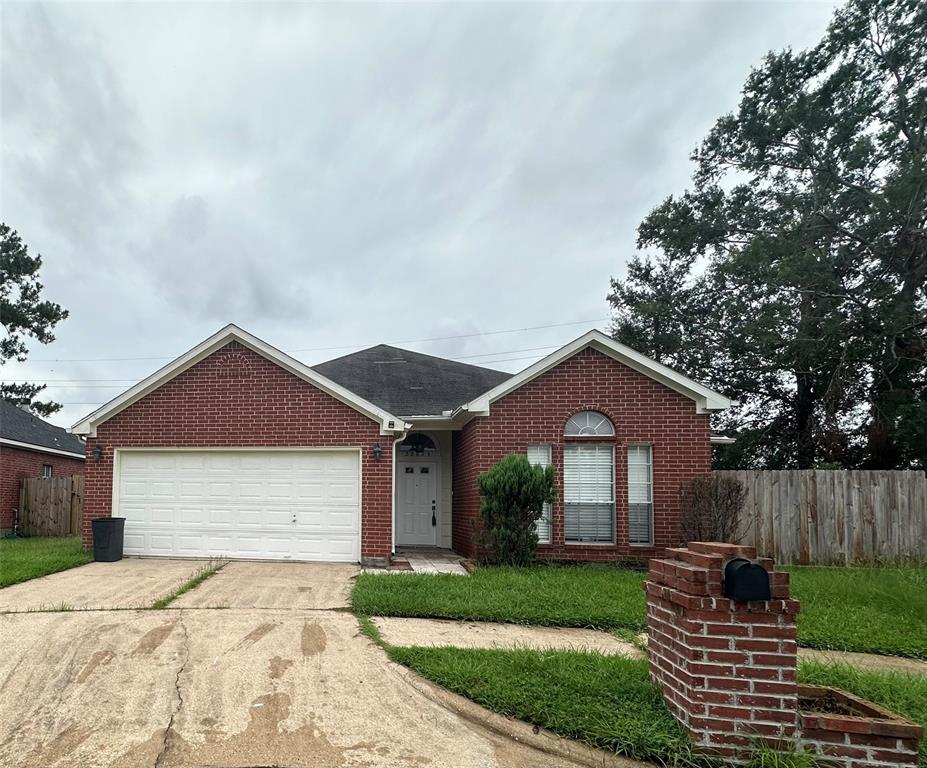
[710,435,737,445]
[403,416,464,431]
[0,437,86,459]
[70,324,409,437]
[458,330,731,417]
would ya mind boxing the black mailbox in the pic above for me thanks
[723,558,771,601]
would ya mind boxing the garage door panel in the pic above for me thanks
[117,450,361,562]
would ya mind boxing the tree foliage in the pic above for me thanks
[1,224,69,416]
[679,475,746,544]
[476,453,557,565]
[609,0,926,469]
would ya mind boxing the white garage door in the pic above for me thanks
[116,450,361,562]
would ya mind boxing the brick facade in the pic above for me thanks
[0,445,84,533]
[451,347,711,560]
[82,342,392,561]
[645,542,923,765]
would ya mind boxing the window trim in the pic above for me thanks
[563,443,616,545]
[564,410,615,438]
[41,464,53,479]
[627,443,654,547]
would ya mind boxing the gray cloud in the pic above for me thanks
[1,1,838,427]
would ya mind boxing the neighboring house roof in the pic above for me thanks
[456,330,731,418]
[0,399,86,458]
[314,345,512,418]
[70,325,409,437]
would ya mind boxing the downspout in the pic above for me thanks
[391,424,411,558]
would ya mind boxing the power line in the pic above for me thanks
[20,317,608,364]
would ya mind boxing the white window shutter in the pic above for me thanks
[527,445,552,544]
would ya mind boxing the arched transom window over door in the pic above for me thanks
[564,411,615,437]
[563,412,615,543]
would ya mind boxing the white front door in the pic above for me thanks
[397,461,437,546]
[116,449,361,562]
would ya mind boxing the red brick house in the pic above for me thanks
[71,325,730,564]
[1,400,85,534]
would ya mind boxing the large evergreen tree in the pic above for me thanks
[1,224,69,417]
[610,0,926,470]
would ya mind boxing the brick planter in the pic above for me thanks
[645,542,924,766]
[799,684,922,767]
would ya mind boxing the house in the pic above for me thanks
[0,399,86,534]
[71,325,730,564]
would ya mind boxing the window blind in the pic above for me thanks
[627,444,653,544]
[564,444,614,543]
[527,444,552,544]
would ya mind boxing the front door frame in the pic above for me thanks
[395,455,441,547]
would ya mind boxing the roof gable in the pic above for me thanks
[70,325,408,437]
[456,330,731,417]
[313,345,511,417]
[0,400,85,457]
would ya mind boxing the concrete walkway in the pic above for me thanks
[0,561,600,768]
[372,617,927,676]
[391,547,469,575]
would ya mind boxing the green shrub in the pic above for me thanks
[476,453,556,565]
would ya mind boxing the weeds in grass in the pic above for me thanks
[743,742,825,768]
[148,559,227,609]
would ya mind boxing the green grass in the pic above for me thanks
[386,645,707,767]
[352,565,647,631]
[786,565,927,659]
[799,660,927,768]
[148,559,227,609]
[384,644,926,768]
[0,536,93,588]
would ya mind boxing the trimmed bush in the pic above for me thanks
[476,453,556,565]
[679,474,745,543]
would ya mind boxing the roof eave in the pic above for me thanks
[70,324,409,438]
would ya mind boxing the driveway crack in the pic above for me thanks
[154,609,189,768]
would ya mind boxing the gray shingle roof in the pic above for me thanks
[0,399,86,456]
[313,345,512,417]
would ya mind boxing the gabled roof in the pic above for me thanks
[0,399,86,458]
[455,329,731,418]
[70,325,409,437]
[314,345,511,418]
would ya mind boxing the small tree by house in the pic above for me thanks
[679,474,745,544]
[477,453,556,566]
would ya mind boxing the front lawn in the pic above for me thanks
[0,536,93,588]
[356,562,927,659]
[353,565,647,631]
[389,646,927,768]
[785,565,927,659]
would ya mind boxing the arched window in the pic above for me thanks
[398,432,438,457]
[564,411,614,437]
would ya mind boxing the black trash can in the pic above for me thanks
[92,517,125,562]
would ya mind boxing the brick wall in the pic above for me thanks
[451,347,711,560]
[645,542,923,765]
[0,445,85,533]
[82,342,392,561]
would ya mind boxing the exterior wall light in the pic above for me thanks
[372,443,382,461]
[93,444,104,461]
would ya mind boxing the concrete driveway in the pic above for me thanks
[0,560,593,768]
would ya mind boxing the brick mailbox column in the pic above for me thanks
[645,542,799,759]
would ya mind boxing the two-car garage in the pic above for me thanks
[115,449,362,562]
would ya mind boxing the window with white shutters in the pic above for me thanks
[527,444,552,544]
[563,444,614,543]
[627,445,653,544]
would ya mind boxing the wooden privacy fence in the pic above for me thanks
[716,470,927,565]
[18,475,84,536]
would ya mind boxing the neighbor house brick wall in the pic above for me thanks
[451,346,711,560]
[0,445,84,532]
[82,342,392,561]
[645,542,799,759]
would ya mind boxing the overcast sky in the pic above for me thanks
[1,1,838,428]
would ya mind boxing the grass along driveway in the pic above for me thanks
[355,562,927,659]
[388,645,927,768]
[353,565,648,631]
[0,536,92,588]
